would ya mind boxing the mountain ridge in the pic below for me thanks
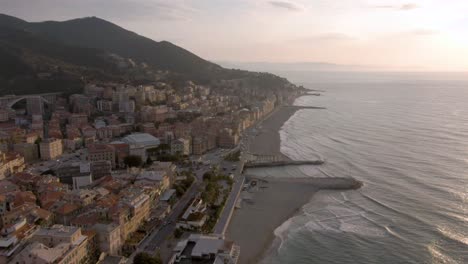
[0,13,295,96]
[0,13,221,78]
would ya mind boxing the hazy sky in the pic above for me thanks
[2,0,468,70]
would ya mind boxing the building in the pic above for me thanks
[90,160,112,180]
[192,136,208,155]
[0,152,25,179]
[171,138,191,156]
[40,138,63,160]
[0,109,9,122]
[97,255,128,264]
[121,133,160,161]
[176,198,207,230]
[170,234,240,264]
[116,189,151,241]
[12,225,89,264]
[93,223,123,256]
[55,162,92,189]
[122,133,160,148]
[97,100,113,112]
[218,128,239,148]
[88,144,116,168]
[13,143,39,163]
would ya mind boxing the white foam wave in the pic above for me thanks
[273,217,295,252]
[428,244,460,264]
[437,226,468,246]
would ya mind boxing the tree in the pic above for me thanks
[174,228,184,238]
[146,156,153,166]
[124,155,143,168]
[203,171,215,181]
[134,252,162,264]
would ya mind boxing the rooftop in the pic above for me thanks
[34,225,80,238]
[122,133,160,147]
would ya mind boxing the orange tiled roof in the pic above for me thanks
[13,191,36,206]
[55,203,79,215]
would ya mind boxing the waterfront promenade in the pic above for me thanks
[212,159,245,235]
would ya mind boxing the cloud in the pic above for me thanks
[268,1,302,11]
[406,29,438,36]
[291,33,357,44]
[372,3,420,11]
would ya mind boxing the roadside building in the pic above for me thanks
[171,138,191,156]
[12,225,89,264]
[93,223,123,256]
[171,234,240,264]
[218,128,239,148]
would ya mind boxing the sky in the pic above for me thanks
[2,0,468,71]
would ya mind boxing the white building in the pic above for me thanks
[170,234,240,264]
[176,198,207,230]
[122,133,160,161]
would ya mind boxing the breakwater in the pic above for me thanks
[244,160,325,168]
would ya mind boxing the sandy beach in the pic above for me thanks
[246,106,299,158]
[227,106,311,264]
[226,179,318,264]
[227,105,360,264]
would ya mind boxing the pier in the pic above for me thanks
[243,153,324,168]
[245,160,324,168]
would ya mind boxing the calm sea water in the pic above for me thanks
[265,72,468,263]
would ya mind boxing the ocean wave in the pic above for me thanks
[437,225,468,246]
[427,243,460,264]
[360,193,430,226]
[273,217,295,252]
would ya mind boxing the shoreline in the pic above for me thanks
[226,178,319,264]
[227,104,305,264]
[227,100,361,264]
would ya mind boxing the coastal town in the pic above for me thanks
[0,78,304,264]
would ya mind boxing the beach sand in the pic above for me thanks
[226,179,318,264]
[227,106,312,264]
[246,106,299,158]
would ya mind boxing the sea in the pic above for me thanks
[261,72,468,264]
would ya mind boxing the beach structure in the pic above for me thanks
[169,234,240,264]
[176,198,208,230]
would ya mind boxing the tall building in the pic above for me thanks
[40,138,63,160]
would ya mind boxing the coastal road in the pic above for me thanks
[212,169,245,235]
[144,182,200,251]
[128,180,201,262]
